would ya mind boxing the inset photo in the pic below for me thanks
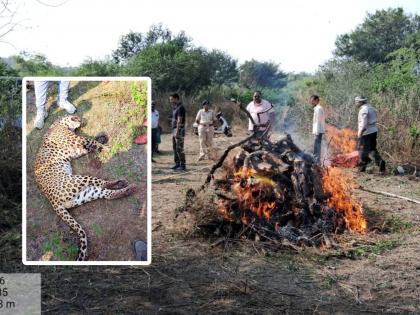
[22,77,151,265]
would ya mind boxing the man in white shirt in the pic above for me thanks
[310,95,325,164]
[355,96,385,173]
[195,100,217,161]
[151,101,160,156]
[246,91,274,136]
[34,80,77,129]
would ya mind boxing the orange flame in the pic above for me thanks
[326,125,360,168]
[231,167,278,220]
[322,167,367,233]
[326,125,357,154]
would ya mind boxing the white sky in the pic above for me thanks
[1,0,419,73]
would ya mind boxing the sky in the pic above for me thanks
[1,0,419,73]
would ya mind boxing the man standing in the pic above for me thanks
[169,93,186,171]
[355,96,386,173]
[195,100,217,161]
[34,80,76,129]
[310,95,325,164]
[246,91,274,136]
[151,101,160,156]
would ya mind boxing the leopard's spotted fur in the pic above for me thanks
[34,115,136,261]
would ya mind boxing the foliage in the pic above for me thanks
[206,50,239,85]
[125,42,213,94]
[0,60,21,127]
[112,24,190,64]
[71,59,121,76]
[371,47,419,95]
[239,59,287,89]
[12,53,65,76]
[335,8,420,64]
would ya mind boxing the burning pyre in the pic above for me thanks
[188,132,366,248]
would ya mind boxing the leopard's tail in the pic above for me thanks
[54,206,88,261]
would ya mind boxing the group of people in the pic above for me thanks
[311,94,386,173]
[160,91,385,174]
[159,91,276,172]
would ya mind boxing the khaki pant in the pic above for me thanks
[198,125,214,158]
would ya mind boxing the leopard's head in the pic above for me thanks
[56,115,83,131]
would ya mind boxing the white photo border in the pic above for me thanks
[22,76,152,266]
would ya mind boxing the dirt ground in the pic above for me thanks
[25,81,147,261]
[148,130,420,314]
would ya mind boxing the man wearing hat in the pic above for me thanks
[355,96,386,173]
[195,100,217,161]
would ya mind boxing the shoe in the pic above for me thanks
[197,154,205,162]
[175,165,186,172]
[34,110,48,129]
[171,164,180,170]
[58,100,76,114]
[132,240,147,261]
[379,160,386,173]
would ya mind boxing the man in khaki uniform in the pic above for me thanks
[195,100,217,161]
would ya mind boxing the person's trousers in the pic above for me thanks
[358,132,383,169]
[198,125,214,157]
[152,128,158,153]
[313,133,323,164]
[34,81,70,111]
[172,128,186,166]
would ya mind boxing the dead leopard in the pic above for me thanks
[34,115,137,261]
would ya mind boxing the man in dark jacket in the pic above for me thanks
[169,93,186,171]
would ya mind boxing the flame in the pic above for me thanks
[326,125,357,154]
[326,125,360,168]
[322,167,367,232]
[231,167,278,220]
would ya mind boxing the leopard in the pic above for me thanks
[33,115,137,261]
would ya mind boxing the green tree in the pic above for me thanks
[13,53,64,76]
[239,59,287,90]
[206,50,238,85]
[335,8,420,64]
[72,59,121,76]
[125,42,211,94]
[112,24,190,64]
[371,47,419,95]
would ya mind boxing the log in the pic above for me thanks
[201,133,255,190]
[359,187,420,204]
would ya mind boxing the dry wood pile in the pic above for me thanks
[197,134,348,247]
[182,104,365,248]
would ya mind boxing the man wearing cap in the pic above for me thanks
[310,95,325,164]
[169,93,187,171]
[195,100,217,161]
[246,91,274,136]
[355,96,386,173]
